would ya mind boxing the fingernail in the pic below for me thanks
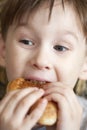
[39,89,45,93]
[41,98,47,104]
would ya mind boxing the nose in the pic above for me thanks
[30,48,52,70]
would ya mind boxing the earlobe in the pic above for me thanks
[79,57,87,80]
[0,34,6,67]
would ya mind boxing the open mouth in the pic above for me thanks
[26,79,49,85]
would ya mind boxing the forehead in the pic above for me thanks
[13,0,64,24]
[15,1,82,35]
[9,1,85,46]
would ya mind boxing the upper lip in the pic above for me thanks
[25,76,51,83]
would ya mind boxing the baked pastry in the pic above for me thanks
[7,78,58,126]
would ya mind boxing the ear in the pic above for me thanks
[0,34,6,67]
[79,57,87,80]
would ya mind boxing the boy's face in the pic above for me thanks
[3,2,86,88]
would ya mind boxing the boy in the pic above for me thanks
[0,0,87,130]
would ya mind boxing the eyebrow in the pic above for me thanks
[63,30,78,41]
[14,21,39,36]
[14,22,30,31]
[14,23,79,42]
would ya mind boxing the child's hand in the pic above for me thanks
[0,87,47,130]
[44,82,83,130]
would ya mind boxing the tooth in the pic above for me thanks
[28,79,46,85]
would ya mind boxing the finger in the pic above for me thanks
[0,88,39,120]
[22,98,48,130]
[45,93,71,119]
[45,92,82,121]
[13,89,45,124]
[0,90,21,112]
[43,82,66,90]
[44,85,79,112]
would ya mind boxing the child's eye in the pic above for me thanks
[53,45,68,52]
[19,39,34,46]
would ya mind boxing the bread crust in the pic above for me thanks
[7,78,58,126]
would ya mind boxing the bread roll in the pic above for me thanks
[7,78,58,126]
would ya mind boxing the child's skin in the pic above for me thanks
[0,1,87,130]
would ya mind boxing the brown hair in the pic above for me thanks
[0,0,87,40]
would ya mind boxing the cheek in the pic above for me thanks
[5,45,28,81]
[55,56,84,88]
[56,67,79,88]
